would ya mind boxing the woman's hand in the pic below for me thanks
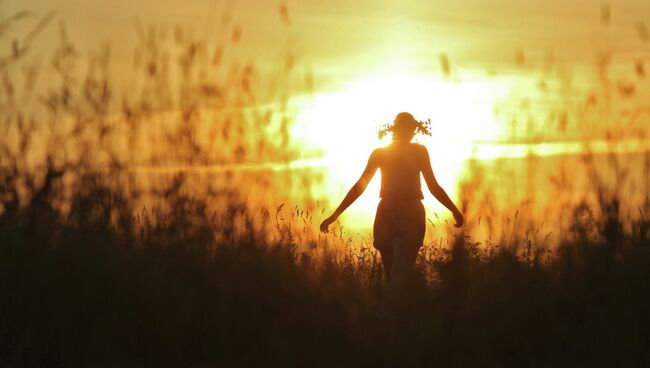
[319,214,338,233]
[453,210,464,228]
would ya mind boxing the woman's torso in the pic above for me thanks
[377,143,424,201]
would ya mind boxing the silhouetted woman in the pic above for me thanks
[320,112,464,284]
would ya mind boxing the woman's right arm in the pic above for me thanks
[420,147,464,227]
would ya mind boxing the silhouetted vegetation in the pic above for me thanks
[2,169,650,367]
[1,5,650,368]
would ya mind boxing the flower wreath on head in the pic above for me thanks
[377,118,433,140]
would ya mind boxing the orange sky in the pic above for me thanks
[3,0,649,90]
[2,0,648,231]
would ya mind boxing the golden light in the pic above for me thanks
[292,69,513,230]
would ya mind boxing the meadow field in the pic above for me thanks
[1,4,650,367]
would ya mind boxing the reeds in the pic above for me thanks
[1,5,650,366]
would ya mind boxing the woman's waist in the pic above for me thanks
[376,197,425,218]
[379,189,423,200]
[378,195,424,204]
[380,182,422,197]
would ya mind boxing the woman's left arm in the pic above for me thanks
[320,150,380,233]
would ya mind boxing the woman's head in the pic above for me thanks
[392,112,418,141]
[377,112,433,142]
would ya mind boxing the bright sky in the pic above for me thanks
[3,0,649,84]
[2,0,649,230]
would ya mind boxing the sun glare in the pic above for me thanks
[293,70,511,229]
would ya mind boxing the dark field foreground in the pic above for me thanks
[1,174,650,367]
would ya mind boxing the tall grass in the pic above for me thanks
[1,6,650,367]
[2,170,650,366]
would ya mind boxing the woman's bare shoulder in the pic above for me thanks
[369,147,385,162]
[411,144,430,165]
[411,143,429,154]
[372,146,387,156]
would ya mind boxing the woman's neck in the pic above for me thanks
[392,139,412,145]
